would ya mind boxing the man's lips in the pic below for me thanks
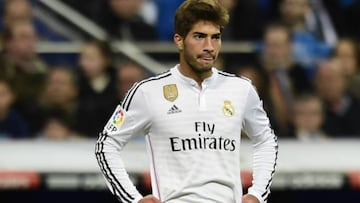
[198,55,215,61]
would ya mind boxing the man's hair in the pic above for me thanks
[1,20,33,42]
[174,0,229,37]
[87,39,114,62]
[263,22,291,42]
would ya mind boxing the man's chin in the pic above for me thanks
[192,65,213,74]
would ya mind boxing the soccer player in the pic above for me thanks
[95,0,278,203]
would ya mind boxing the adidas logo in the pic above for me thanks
[167,105,182,114]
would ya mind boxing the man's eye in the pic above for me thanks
[194,35,204,39]
[213,35,221,40]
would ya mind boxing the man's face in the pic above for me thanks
[4,0,31,26]
[315,62,346,102]
[177,21,222,75]
[45,69,77,105]
[7,22,37,61]
[110,0,143,19]
[293,99,323,132]
[263,28,291,68]
[280,0,309,24]
[335,40,358,76]
[79,44,108,79]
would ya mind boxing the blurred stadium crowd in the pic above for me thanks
[0,0,360,140]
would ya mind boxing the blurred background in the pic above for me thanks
[0,0,360,202]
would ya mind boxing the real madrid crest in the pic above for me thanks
[222,100,235,116]
[163,84,178,102]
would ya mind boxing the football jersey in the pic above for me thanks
[96,65,278,203]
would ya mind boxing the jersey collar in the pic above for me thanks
[171,64,219,88]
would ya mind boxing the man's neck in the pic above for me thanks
[177,64,212,88]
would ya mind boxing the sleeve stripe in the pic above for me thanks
[95,136,118,199]
[95,135,127,202]
[95,132,134,203]
[121,72,172,111]
[261,135,278,200]
[218,71,236,77]
[121,81,142,110]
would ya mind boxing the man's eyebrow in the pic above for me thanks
[193,32,206,35]
[192,32,222,36]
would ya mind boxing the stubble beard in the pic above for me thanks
[185,51,216,75]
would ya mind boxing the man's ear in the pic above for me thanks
[174,34,183,50]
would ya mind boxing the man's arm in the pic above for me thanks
[95,84,152,203]
[242,84,279,203]
[95,128,143,203]
[242,194,261,203]
[138,195,162,203]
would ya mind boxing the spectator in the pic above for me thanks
[0,79,30,139]
[314,59,360,137]
[292,93,327,141]
[76,40,118,137]
[116,60,146,101]
[1,0,68,41]
[2,0,30,28]
[98,0,157,41]
[39,110,79,140]
[261,23,312,93]
[333,37,360,101]
[26,66,78,134]
[278,0,332,78]
[258,23,312,137]
[0,20,48,116]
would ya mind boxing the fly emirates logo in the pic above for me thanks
[169,121,236,152]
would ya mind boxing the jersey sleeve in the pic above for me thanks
[95,84,151,203]
[242,84,278,203]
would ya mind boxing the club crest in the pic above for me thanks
[163,84,178,102]
[222,100,235,116]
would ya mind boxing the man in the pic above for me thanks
[95,0,278,203]
[260,23,312,137]
[0,20,48,134]
[314,58,360,137]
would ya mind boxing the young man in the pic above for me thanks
[95,0,278,203]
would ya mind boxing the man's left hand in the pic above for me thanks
[242,194,260,203]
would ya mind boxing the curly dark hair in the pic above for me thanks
[174,0,229,38]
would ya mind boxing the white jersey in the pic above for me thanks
[95,65,278,203]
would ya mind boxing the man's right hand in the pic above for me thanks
[138,195,162,203]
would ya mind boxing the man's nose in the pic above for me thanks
[203,37,214,52]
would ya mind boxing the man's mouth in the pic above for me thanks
[198,55,214,62]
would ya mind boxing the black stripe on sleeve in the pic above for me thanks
[95,135,118,197]
[218,70,236,77]
[121,81,141,109]
[122,72,172,111]
[261,135,279,201]
[95,132,134,203]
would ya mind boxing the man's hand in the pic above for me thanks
[138,195,162,203]
[242,194,260,203]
